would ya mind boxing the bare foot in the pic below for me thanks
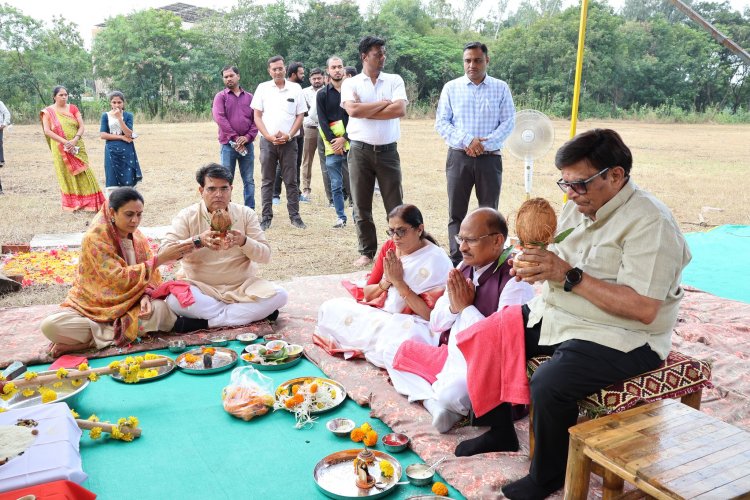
[49,343,90,358]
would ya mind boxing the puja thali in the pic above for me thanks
[0,371,89,411]
[275,377,346,414]
[175,347,238,374]
[313,449,403,499]
[241,343,304,371]
[110,355,176,384]
[241,352,302,371]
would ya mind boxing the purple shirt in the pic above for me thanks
[212,87,258,145]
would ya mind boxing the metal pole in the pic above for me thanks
[565,0,590,203]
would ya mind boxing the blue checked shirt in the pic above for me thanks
[435,74,515,151]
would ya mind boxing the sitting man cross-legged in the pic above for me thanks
[457,129,691,500]
[387,207,533,432]
[163,164,288,331]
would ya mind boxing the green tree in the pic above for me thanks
[92,9,193,116]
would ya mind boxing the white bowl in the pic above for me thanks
[326,418,355,437]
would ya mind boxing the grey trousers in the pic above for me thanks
[260,137,299,220]
[348,141,403,258]
[446,149,503,264]
[0,128,4,163]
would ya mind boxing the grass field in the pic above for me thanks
[1,118,748,307]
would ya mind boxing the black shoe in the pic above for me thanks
[173,316,209,333]
[260,217,272,231]
[266,310,279,322]
[290,216,306,229]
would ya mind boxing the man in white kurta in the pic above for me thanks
[163,164,288,330]
[387,208,534,432]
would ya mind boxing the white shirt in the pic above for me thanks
[340,72,408,145]
[251,80,307,138]
[302,86,322,128]
[0,101,10,126]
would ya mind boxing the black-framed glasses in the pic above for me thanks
[454,233,499,246]
[386,227,411,238]
[556,167,610,195]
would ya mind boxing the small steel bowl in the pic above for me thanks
[382,432,410,453]
[263,333,284,342]
[326,418,356,437]
[235,332,258,344]
[210,337,229,347]
[286,344,304,359]
[405,463,434,486]
[168,340,187,353]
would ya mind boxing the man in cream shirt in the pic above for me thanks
[252,55,308,231]
[341,36,408,267]
[163,164,288,331]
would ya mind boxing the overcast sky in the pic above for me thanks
[4,0,749,48]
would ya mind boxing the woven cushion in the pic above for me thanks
[527,351,713,418]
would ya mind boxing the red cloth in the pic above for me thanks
[392,341,449,384]
[0,480,96,500]
[457,305,529,417]
[149,280,195,307]
[49,355,88,370]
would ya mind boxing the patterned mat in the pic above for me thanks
[1,275,748,499]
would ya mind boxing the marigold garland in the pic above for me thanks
[432,482,449,496]
[90,427,103,440]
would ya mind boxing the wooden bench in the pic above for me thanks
[565,399,750,499]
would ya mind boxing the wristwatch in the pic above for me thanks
[564,267,583,292]
[192,236,202,249]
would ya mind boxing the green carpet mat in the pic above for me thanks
[32,343,464,500]
[683,225,750,303]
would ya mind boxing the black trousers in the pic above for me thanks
[260,138,299,220]
[515,305,662,486]
[446,149,503,265]
[274,133,305,198]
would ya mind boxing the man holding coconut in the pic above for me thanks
[163,164,288,332]
[456,129,691,500]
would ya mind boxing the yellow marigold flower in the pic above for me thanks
[88,373,99,382]
[379,460,394,478]
[124,356,135,364]
[0,408,6,413]
[127,416,139,427]
[134,356,145,364]
[360,422,372,433]
[144,353,159,360]
[71,379,83,387]
[71,409,80,418]
[120,432,134,442]
[24,371,39,380]
[90,427,103,440]
[109,361,121,370]
[0,375,4,381]
[77,363,89,371]
[55,368,68,379]
[111,426,124,440]
[363,430,378,447]
[22,388,36,397]
[88,414,99,422]
[40,389,57,403]
[432,482,449,496]
[350,428,365,442]
[2,382,17,395]
[52,381,63,388]
[117,417,126,426]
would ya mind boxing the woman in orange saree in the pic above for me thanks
[40,86,105,211]
[40,188,195,357]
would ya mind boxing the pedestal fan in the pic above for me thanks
[505,110,555,199]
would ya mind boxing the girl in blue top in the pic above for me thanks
[100,91,142,194]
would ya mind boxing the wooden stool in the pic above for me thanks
[565,399,750,499]
[526,351,712,457]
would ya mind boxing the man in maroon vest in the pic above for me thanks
[388,208,534,432]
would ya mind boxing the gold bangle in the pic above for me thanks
[378,280,390,291]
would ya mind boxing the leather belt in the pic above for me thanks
[350,140,397,152]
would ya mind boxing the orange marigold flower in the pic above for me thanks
[432,482,449,496]
[310,383,318,394]
[350,428,365,442]
[363,430,378,447]
[292,384,300,395]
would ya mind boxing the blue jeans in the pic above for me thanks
[325,153,347,221]
[220,143,255,209]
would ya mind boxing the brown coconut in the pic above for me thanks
[210,209,233,236]
[513,198,558,270]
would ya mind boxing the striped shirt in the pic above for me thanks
[435,74,515,151]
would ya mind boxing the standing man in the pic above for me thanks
[317,56,351,228]
[301,68,325,201]
[0,99,10,168]
[342,36,408,267]
[252,55,308,230]
[436,42,515,266]
[212,66,258,209]
[272,62,306,205]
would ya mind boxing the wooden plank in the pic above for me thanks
[691,473,750,499]
[645,438,750,484]
[571,401,677,438]
[564,436,592,500]
[662,454,750,497]
[584,448,680,500]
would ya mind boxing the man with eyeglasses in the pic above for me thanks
[457,129,691,500]
[436,41,515,266]
[162,164,288,332]
[388,207,534,433]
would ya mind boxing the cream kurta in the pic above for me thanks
[165,201,277,302]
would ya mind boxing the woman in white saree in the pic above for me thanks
[317,204,453,368]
